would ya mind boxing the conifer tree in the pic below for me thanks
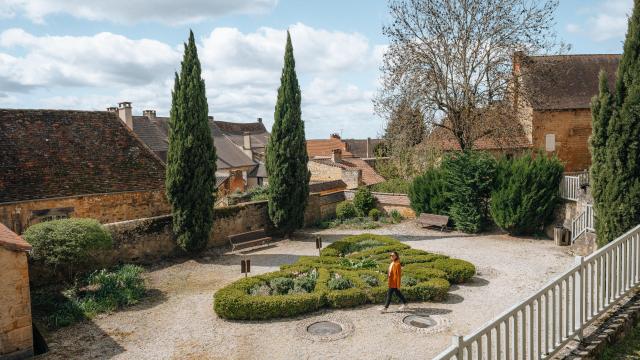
[166,30,217,252]
[266,31,310,236]
[593,1,640,245]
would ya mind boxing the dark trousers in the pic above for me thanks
[384,288,407,308]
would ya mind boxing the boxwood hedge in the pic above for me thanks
[214,233,475,320]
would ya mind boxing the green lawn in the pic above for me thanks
[601,322,640,360]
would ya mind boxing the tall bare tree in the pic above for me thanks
[377,0,565,150]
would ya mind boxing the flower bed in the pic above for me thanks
[214,234,475,320]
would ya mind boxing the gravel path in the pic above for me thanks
[38,222,574,360]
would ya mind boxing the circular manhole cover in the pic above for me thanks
[306,321,342,336]
[403,315,437,329]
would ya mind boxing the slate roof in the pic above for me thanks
[214,120,270,155]
[131,116,257,170]
[0,222,31,252]
[521,54,620,110]
[0,109,166,203]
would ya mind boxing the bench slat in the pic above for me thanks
[417,213,449,230]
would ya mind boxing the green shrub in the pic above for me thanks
[328,276,352,290]
[371,178,410,194]
[31,265,147,329]
[390,210,403,223]
[336,201,357,220]
[269,277,294,295]
[24,218,112,277]
[360,274,380,287]
[490,152,563,235]
[214,233,475,320]
[353,187,376,216]
[429,258,476,284]
[248,185,270,201]
[368,208,381,221]
[401,276,418,287]
[408,167,450,215]
[441,151,497,233]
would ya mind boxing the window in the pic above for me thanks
[30,207,73,225]
[545,134,556,152]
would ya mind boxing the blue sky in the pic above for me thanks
[0,0,633,138]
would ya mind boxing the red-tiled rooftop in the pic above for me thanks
[0,222,31,252]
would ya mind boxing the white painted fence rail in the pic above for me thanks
[433,224,640,360]
[560,175,581,201]
[571,204,595,243]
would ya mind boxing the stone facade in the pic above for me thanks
[307,161,362,189]
[532,109,593,172]
[0,224,32,359]
[0,190,170,234]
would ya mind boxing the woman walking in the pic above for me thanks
[380,251,408,312]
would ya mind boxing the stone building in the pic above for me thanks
[0,223,33,359]
[307,149,385,189]
[113,103,269,191]
[516,53,620,171]
[0,109,170,233]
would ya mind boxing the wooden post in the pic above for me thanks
[315,236,322,256]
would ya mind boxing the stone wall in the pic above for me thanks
[308,162,361,189]
[344,191,416,219]
[532,109,592,172]
[0,190,170,234]
[0,248,32,359]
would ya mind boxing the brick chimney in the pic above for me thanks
[242,132,253,159]
[257,117,262,123]
[117,101,133,129]
[143,109,156,120]
[106,106,117,113]
[331,148,342,163]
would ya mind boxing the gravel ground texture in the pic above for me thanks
[37,221,574,360]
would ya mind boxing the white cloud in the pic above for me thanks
[574,0,632,42]
[0,28,180,90]
[1,0,277,24]
[0,24,385,137]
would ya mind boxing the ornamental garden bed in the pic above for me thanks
[213,234,475,320]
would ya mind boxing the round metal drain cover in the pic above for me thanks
[306,321,342,336]
[403,315,437,328]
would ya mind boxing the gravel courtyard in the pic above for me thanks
[38,222,574,360]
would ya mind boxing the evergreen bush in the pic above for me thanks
[441,151,497,233]
[353,187,376,216]
[490,153,564,235]
[368,208,381,220]
[336,201,357,220]
[24,218,112,277]
[408,167,449,215]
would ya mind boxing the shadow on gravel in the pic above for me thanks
[36,320,125,359]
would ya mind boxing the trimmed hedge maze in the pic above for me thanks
[214,234,475,320]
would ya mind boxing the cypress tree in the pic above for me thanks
[595,0,640,245]
[266,31,310,236]
[166,30,217,252]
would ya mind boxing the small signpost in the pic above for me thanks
[315,236,322,256]
[240,257,251,277]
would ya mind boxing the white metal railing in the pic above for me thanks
[560,175,581,201]
[433,224,640,360]
[571,204,595,243]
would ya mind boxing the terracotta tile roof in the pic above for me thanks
[0,222,31,252]
[306,138,353,158]
[0,109,166,204]
[521,54,620,110]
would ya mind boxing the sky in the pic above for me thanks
[0,0,634,139]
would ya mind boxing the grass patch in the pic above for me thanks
[31,265,147,330]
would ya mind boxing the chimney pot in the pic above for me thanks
[143,109,156,119]
[106,106,118,113]
[330,133,341,139]
[331,148,342,163]
[117,101,133,129]
[257,117,262,123]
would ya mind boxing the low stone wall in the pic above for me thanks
[344,190,416,219]
[0,248,32,359]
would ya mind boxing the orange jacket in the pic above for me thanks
[388,260,402,288]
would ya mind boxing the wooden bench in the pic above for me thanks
[416,213,449,231]
[228,229,272,252]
